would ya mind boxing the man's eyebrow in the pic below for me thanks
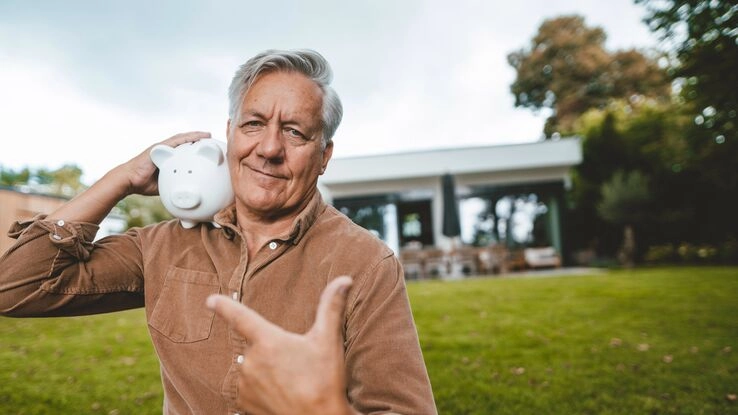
[281,118,308,127]
[241,110,265,119]
[239,110,313,128]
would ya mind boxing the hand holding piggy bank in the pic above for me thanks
[150,139,234,229]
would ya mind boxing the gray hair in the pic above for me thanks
[228,49,343,149]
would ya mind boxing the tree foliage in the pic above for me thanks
[566,95,737,263]
[508,15,671,136]
[0,164,170,229]
[0,167,31,187]
[0,164,85,197]
[597,170,652,226]
[635,0,738,246]
[566,100,697,257]
[116,194,172,229]
[636,0,738,142]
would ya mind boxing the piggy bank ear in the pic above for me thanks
[197,140,225,166]
[150,145,175,168]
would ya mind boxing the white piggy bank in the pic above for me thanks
[150,140,234,229]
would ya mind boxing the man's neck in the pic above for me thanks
[235,195,315,258]
[236,211,293,258]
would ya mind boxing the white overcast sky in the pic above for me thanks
[0,0,660,184]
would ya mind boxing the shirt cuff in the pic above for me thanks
[7,214,100,260]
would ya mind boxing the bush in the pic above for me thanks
[646,242,725,264]
[696,245,718,262]
[720,238,738,263]
[677,243,699,262]
[644,244,677,263]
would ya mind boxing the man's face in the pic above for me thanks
[227,71,333,219]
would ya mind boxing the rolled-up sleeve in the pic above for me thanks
[0,215,145,317]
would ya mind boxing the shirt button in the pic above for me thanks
[236,354,244,364]
[56,220,65,226]
[268,241,278,250]
[231,292,238,301]
[52,234,62,240]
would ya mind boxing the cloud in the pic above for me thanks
[0,0,658,182]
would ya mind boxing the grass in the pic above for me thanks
[409,267,738,414]
[0,311,162,414]
[1,266,737,414]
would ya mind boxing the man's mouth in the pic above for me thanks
[246,164,287,180]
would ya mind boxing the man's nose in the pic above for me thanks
[257,125,285,162]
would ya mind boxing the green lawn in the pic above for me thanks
[1,267,737,414]
[410,267,738,414]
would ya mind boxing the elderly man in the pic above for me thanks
[0,49,437,414]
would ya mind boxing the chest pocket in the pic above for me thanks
[149,266,220,343]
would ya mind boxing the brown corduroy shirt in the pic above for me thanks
[0,193,437,414]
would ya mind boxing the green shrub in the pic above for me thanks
[644,244,676,263]
[677,242,698,262]
[720,238,738,263]
[696,245,718,262]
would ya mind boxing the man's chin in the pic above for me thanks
[244,196,280,212]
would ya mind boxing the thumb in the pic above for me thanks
[310,276,353,340]
[207,294,276,341]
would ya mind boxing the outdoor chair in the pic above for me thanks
[477,244,510,275]
[400,246,426,280]
[423,248,448,279]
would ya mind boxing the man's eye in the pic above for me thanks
[285,128,306,139]
[241,120,262,128]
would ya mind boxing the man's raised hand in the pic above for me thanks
[121,131,211,196]
[206,276,359,415]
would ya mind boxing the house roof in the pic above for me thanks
[321,137,582,185]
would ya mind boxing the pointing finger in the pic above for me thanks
[310,276,353,340]
[207,294,276,341]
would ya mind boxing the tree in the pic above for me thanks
[0,164,85,197]
[116,194,172,229]
[0,167,31,187]
[565,99,699,259]
[0,164,170,230]
[636,0,738,142]
[636,0,738,243]
[598,170,653,267]
[46,164,85,197]
[508,15,671,136]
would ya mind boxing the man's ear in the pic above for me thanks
[226,119,232,141]
[150,145,175,168]
[320,141,333,175]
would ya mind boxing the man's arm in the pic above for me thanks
[343,255,438,414]
[46,131,211,224]
[0,132,210,317]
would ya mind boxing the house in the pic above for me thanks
[319,138,582,275]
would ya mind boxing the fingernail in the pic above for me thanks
[337,284,350,296]
[206,295,217,309]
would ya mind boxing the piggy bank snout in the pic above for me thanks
[171,190,202,210]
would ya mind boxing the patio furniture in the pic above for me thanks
[477,244,510,275]
[523,246,562,269]
[400,246,426,280]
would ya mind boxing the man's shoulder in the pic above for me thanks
[314,205,394,257]
[127,218,217,243]
[314,206,404,291]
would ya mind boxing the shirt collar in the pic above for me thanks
[213,191,326,244]
[288,191,326,245]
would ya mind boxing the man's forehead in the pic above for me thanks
[241,72,323,119]
[249,70,322,95]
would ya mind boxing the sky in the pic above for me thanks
[0,0,661,184]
